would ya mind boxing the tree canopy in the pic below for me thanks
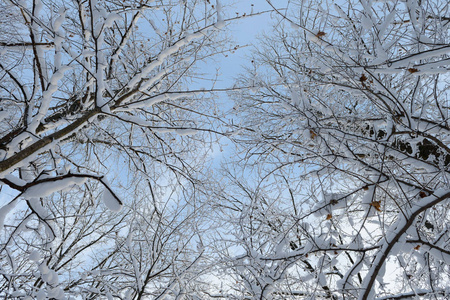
[0,0,449,299]
[222,0,450,298]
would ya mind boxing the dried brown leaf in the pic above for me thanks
[370,201,382,212]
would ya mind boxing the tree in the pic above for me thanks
[221,0,450,298]
[0,0,233,298]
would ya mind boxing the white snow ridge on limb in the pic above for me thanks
[100,178,123,212]
[21,176,87,199]
[215,0,225,29]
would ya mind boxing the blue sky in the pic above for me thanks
[218,1,273,84]
[193,0,274,90]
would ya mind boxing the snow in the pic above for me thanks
[10,291,25,297]
[125,12,223,92]
[426,246,450,264]
[151,127,175,134]
[38,263,49,275]
[104,13,121,28]
[215,0,225,29]
[413,67,448,75]
[28,64,73,133]
[362,186,375,205]
[82,50,95,58]
[390,46,450,69]
[118,114,153,127]
[2,0,449,298]
[42,269,59,285]
[21,177,87,199]
[47,287,64,299]
[125,92,195,109]
[0,198,19,229]
[29,250,41,262]
[376,9,395,37]
[36,290,46,300]
[357,190,450,299]
[94,22,104,39]
[0,140,58,176]
[372,42,388,65]
[361,15,372,31]
[376,289,448,300]
[101,182,122,212]
[28,198,50,220]
[53,9,66,31]
[411,189,450,215]
[5,132,34,156]
[49,66,72,85]
[3,174,27,186]
[175,129,198,136]
[34,0,43,14]
[0,110,8,121]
